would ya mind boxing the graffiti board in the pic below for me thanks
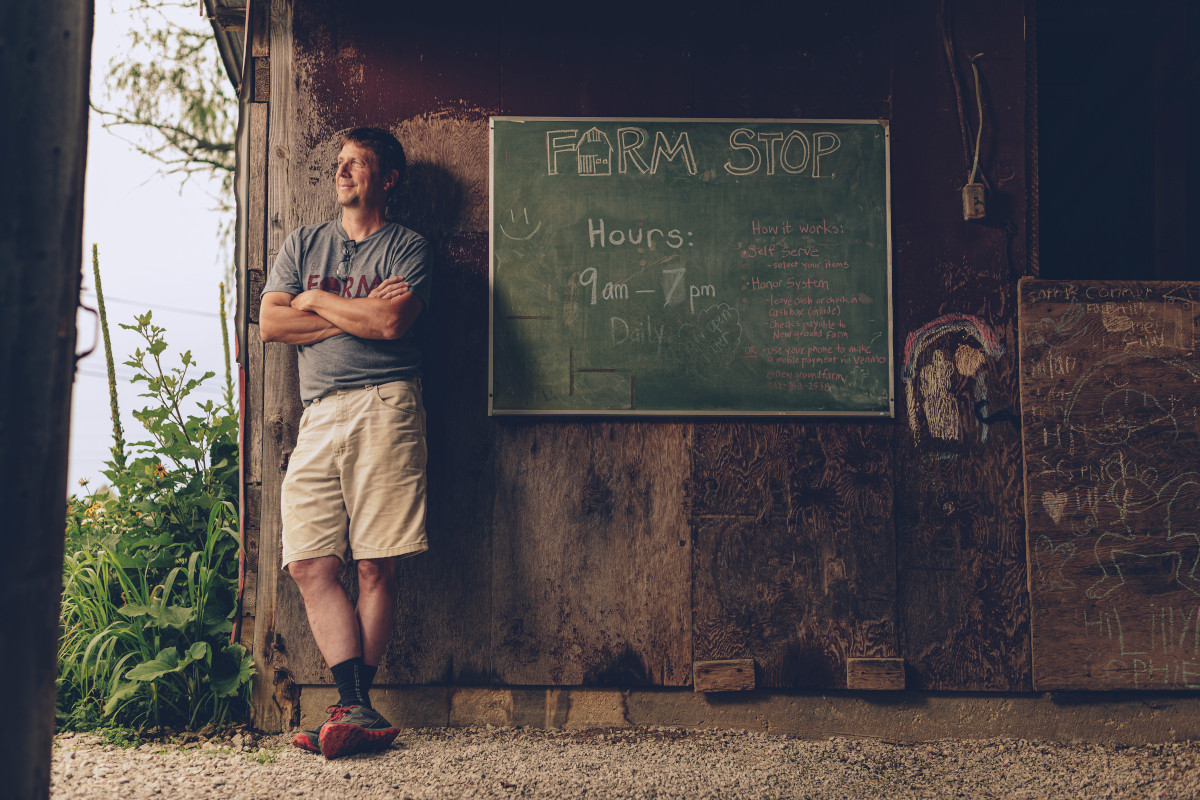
[1020,279,1200,689]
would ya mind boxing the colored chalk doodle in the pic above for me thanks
[901,313,1005,445]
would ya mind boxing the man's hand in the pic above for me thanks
[292,277,408,312]
[369,276,411,301]
[291,288,327,313]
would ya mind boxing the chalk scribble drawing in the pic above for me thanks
[1049,353,1200,600]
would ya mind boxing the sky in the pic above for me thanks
[70,1,232,490]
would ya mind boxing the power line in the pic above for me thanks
[75,368,226,397]
[80,293,223,319]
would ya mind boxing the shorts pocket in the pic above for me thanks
[373,381,420,415]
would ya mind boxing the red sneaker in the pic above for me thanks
[318,704,400,759]
[291,727,321,753]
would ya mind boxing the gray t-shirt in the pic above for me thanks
[263,219,432,403]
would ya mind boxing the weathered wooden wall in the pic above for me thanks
[240,0,1033,725]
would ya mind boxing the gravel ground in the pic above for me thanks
[51,726,1200,799]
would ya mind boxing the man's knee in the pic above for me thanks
[356,557,397,594]
[287,555,342,590]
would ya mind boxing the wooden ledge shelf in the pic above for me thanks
[846,658,905,690]
[693,659,756,693]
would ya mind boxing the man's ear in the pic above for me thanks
[384,169,400,191]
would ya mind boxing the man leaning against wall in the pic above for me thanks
[259,126,431,760]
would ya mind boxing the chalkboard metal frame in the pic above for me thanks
[489,116,894,417]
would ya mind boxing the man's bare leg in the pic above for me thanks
[287,555,362,666]
[355,557,398,666]
[287,555,400,758]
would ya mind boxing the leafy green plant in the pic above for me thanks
[249,747,277,764]
[98,502,254,728]
[58,258,252,732]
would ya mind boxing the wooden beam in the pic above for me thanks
[0,1,93,795]
[247,0,300,734]
[693,660,756,693]
[846,658,905,691]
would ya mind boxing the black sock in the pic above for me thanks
[361,663,378,706]
[330,657,374,708]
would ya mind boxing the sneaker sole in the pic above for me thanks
[291,731,320,753]
[320,723,400,759]
[292,734,321,758]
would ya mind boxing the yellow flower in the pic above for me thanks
[155,463,168,478]
[84,501,102,518]
[77,477,89,486]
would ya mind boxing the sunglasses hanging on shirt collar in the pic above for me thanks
[337,239,357,281]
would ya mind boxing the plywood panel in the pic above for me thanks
[277,5,502,686]
[1021,279,1200,690]
[895,420,1029,689]
[492,8,696,689]
[379,233,496,685]
[491,422,692,686]
[890,0,1031,691]
[692,422,896,689]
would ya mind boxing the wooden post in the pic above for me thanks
[0,1,94,797]
[247,0,303,733]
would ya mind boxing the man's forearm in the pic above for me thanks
[260,303,346,345]
[294,290,421,340]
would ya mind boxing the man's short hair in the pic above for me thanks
[340,127,407,212]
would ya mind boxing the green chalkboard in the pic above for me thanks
[489,117,893,416]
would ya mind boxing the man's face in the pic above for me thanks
[335,141,392,211]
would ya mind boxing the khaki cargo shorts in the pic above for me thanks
[280,380,428,568]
